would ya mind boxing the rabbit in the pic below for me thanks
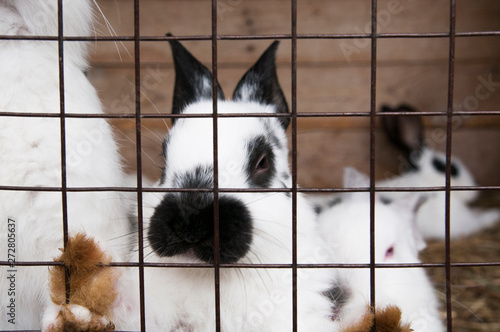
[318,167,444,332]
[112,37,340,331]
[0,1,132,329]
[377,104,500,239]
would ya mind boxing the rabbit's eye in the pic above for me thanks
[246,135,276,187]
[450,162,459,177]
[385,245,394,260]
[432,157,459,177]
[432,157,446,174]
[255,154,270,174]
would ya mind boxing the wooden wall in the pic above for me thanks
[88,0,500,188]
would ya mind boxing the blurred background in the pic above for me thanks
[88,0,500,187]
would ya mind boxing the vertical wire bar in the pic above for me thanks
[133,0,146,330]
[57,0,71,304]
[369,0,378,318]
[445,0,456,330]
[291,0,298,331]
[211,1,221,331]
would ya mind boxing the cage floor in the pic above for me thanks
[420,191,500,332]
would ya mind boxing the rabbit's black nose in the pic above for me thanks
[148,193,253,264]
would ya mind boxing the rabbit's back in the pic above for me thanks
[0,1,130,329]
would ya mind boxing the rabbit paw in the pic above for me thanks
[44,303,114,332]
[341,305,412,332]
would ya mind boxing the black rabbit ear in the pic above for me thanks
[232,41,290,130]
[167,34,225,124]
[380,104,424,163]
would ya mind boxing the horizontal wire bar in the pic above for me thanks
[2,260,499,269]
[2,110,500,119]
[300,185,500,192]
[1,31,499,42]
[1,185,499,193]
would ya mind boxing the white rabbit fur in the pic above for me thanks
[0,1,131,329]
[318,167,443,332]
[377,104,499,239]
[113,39,339,331]
[0,0,93,70]
[377,148,500,239]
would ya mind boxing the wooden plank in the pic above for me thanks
[89,62,500,124]
[295,127,500,188]
[90,0,500,65]
[93,0,500,36]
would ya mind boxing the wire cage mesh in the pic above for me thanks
[0,0,499,331]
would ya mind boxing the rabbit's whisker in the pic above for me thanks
[92,0,132,62]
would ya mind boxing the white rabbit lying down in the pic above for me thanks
[0,1,131,329]
[109,37,340,331]
[318,168,444,332]
[312,104,499,240]
[377,104,500,239]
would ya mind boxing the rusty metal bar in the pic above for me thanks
[133,0,147,330]
[211,0,222,331]
[291,0,299,330]
[3,109,500,119]
[3,185,500,194]
[2,30,499,42]
[2,259,499,269]
[445,0,457,330]
[56,0,71,306]
[369,0,378,319]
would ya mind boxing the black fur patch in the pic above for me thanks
[324,283,350,306]
[159,137,171,186]
[261,120,283,149]
[380,196,392,205]
[173,166,214,189]
[268,132,282,150]
[327,197,342,208]
[162,136,170,159]
[380,104,424,167]
[159,167,166,186]
[148,193,253,264]
[246,135,276,188]
[324,283,351,320]
[315,197,342,215]
[432,157,459,177]
[232,41,290,130]
[281,181,291,197]
[167,34,225,124]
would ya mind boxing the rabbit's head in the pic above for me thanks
[145,38,293,265]
[380,104,478,202]
[320,167,426,265]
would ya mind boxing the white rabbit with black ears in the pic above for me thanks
[124,37,339,331]
[377,104,499,239]
[318,167,444,332]
[0,1,131,329]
